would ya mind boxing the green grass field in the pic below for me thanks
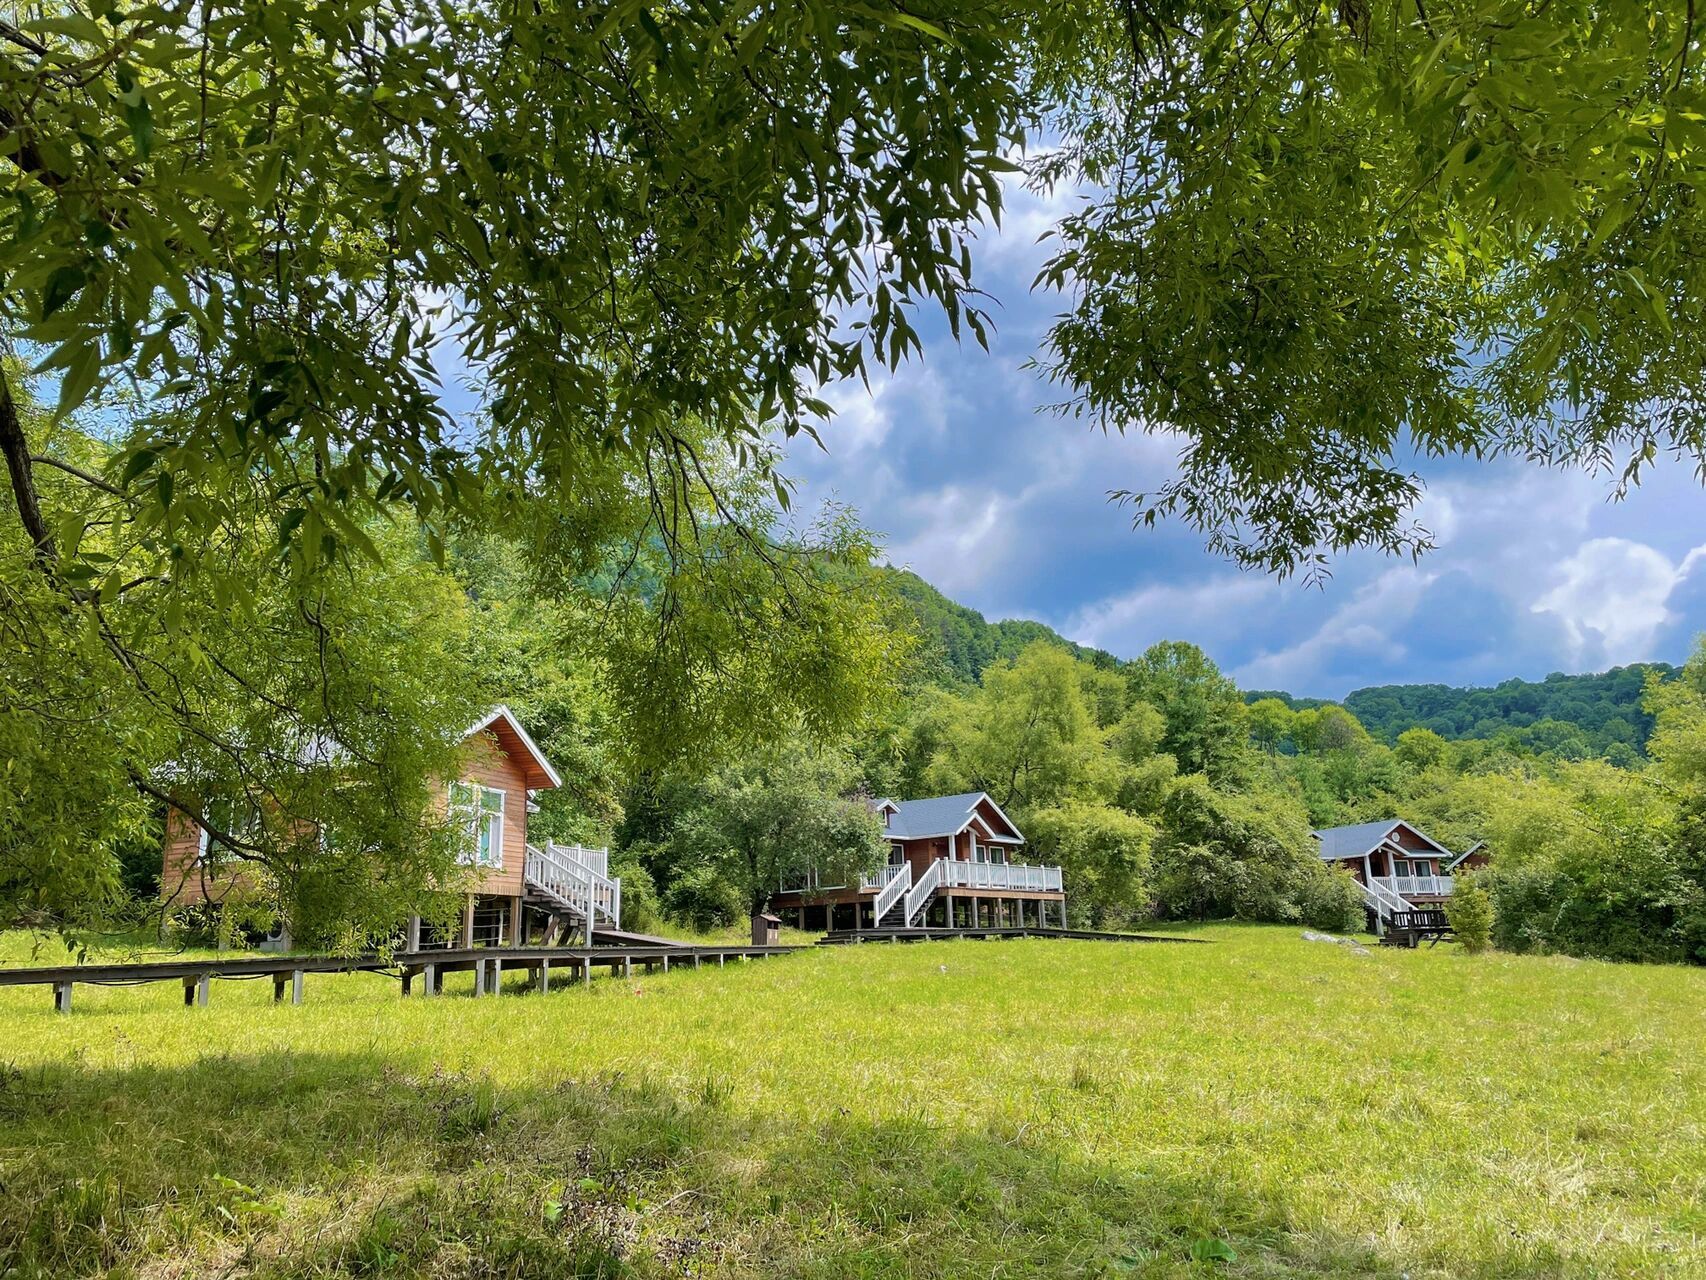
[1,926,1702,1279]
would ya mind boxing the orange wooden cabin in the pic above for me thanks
[772,791,1067,932]
[160,707,621,947]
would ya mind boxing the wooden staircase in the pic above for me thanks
[524,842,621,942]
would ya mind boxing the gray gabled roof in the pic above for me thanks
[1311,819,1452,862]
[876,792,1024,843]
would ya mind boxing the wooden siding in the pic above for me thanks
[158,727,535,908]
[971,796,1021,841]
[452,731,531,897]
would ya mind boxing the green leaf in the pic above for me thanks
[126,98,154,160]
[1189,1237,1237,1264]
[54,338,103,419]
[41,266,87,319]
[121,448,160,485]
[882,11,951,41]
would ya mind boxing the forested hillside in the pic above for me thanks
[883,569,1117,683]
[891,567,1675,755]
[1248,667,1675,755]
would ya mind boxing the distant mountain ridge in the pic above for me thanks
[888,567,1675,752]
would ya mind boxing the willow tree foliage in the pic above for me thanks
[1,1,996,933]
[1035,0,1706,576]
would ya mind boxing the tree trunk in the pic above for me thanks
[0,366,55,564]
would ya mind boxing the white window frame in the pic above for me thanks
[450,782,506,869]
[197,797,259,865]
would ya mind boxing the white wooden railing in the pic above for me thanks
[902,857,945,925]
[525,842,621,928]
[863,863,907,891]
[940,860,1064,892]
[1359,876,1409,922]
[1375,874,1454,897]
[871,861,912,923]
[551,842,608,878]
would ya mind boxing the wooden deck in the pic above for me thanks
[0,941,802,1013]
[1380,909,1453,948]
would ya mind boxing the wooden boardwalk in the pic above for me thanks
[818,924,1204,945]
[0,942,801,1013]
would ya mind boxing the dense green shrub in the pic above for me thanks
[1296,866,1365,933]
[662,865,744,933]
[1446,879,1493,953]
[1152,776,1355,927]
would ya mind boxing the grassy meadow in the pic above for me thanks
[0,926,1702,1279]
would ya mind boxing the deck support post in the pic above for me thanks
[622,956,632,979]
[471,958,486,998]
[662,955,671,973]
[274,973,289,1002]
[290,970,303,1005]
[717,954,725,968]
[53,981,71,1014]
[183,974,210,1007]
[423,963,437,995]
[461,896,476,949]
[488,957,502,994]
[508,895,524,947]
[582,954,591,987]
[539,959,551,993]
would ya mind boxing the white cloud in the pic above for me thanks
[1232,567,1437,692]
[1532,537,1706,665]
[1063,574,1277,658]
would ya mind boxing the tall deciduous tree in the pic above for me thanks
[1127,642,1249,779]
[927,642,1103,811]
[672,742,887,916]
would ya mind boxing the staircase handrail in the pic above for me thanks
[872,860,912,923]
[903,857,945,925]
[528,841,622,928]
[549,840,620,925]
[1360,875,1407,921]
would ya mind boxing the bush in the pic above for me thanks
[1297,864,1365,933]
[1152,776,1337,925]
[1446,879,1493,953]
[607,857,661,933]
[663,864,744,933]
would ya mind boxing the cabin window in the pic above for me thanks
[450,782,505,867]
[989,846,1005,865]
[889,844,904,865]
[1393,859,1410,877]
[197,796,260,868]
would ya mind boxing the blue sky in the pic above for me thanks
[779,175,1706,699]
